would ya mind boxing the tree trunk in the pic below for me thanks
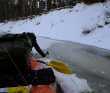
[29,0,32,15]
[41,0,43,12]
[34,0,38,15]
[26,0,28,16]
[53,0,56,8]
[47,0,52,11]
[4,0,7,20]
[23,0,25,17]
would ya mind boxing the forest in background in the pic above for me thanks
[0,0,106,22]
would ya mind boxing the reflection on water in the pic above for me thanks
[44,40,110,93]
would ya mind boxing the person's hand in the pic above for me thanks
[45,51,49,56]
[42,51,49,58]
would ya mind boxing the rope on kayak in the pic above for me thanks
[1,73,30,93]
[2,42,30,89]
[31,70,38,85]
[29,71,38,93]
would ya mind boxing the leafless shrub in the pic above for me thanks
[105,20,110,25]
[69,10,73,12]
[105,11,110,18]
[36,22,40,25]
[82,30,91,34]
[82,27,95,35]
[98,25,103,28]
[104,11,110,25]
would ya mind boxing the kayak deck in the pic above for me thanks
[30,55,56,93]
[0,55,56,93]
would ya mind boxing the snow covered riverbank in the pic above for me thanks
[0,1,110,93]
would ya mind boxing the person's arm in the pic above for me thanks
[32,39,46,57]
[27,32,48,57]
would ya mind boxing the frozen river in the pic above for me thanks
[37,37,110,93]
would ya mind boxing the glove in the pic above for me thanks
[42,51,49,58]
[45,51,49,56]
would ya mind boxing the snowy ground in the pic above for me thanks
[0,1,110,93]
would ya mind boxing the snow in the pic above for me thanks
[0,1,110,93]
[54,70,92,93]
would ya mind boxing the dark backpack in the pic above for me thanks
[0,32,32,74]
[0,32,56,87]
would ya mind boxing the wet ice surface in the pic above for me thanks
[33,37,110,93]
